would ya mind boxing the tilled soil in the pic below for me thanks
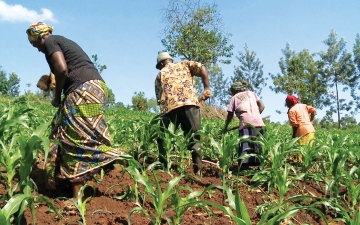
[4,158,344,225]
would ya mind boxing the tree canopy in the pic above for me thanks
[0,66,20,97]
[161,0,233,67]
[232,44,267,96]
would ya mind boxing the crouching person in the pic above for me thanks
[224,81,265,169]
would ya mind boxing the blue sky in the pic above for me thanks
[0,0,359,123]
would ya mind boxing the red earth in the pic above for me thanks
[4,157,345,225]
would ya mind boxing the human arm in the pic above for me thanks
[190,63,211,101]
[288,110,298,138]
[50,51,68,107]
[223,111,234,134]
[308,105,315,125]
[155,74,162,105]
[199,65,211,100]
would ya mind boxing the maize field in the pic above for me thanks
[0,97,359,225]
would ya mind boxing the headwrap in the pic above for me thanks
[230,81,248,93]
[26,22,54,42]
[285,95,298,106]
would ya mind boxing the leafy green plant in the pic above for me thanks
[257,195,328,225]
[120,154,161,205]
[0,193,59,225]
[320,148,348,198]
[128,172,183,225]
[58,183,96,225]
[340,166,360,210]
[187,184,251,225]
[273,164,305,203]
[0,137,22,198]
[167,184,216,224]
[252,137,299,191]
[130,115,160,161]
[210,133,239,187]
[324,197,360,225]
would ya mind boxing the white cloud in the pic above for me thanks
[0,1,57,23]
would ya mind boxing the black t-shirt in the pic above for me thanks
[44,35,103,95]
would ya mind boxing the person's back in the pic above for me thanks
[288,103,315,137]
[230,90,265,130]
[155,60,202,115]
[44,35,102,95]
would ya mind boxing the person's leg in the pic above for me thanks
[239,126,261,167]
[72,181,84,202]
[238,127,250,165]
[157,110,179,168]
[248,127,263,166]
[181,106,202,175]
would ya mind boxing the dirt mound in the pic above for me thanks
[199,102,227,119]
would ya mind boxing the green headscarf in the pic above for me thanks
[230,81,248,93]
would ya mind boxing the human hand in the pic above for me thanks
[200,89,211,101]
[51,97,61,107]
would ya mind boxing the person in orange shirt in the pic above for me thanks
[286,95,316,146]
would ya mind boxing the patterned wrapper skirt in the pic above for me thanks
[238,126,263,165]
[45,80,122,189]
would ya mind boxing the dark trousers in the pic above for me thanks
[238,126,263,165]
[157,105,201,166]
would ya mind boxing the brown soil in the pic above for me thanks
[4,158,345,225]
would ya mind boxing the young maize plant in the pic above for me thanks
[328,198,360,225]
[58,184,96,225]
[340,166,360,210]
[251,137,297,191]
[120,154,161,205]
[0,138,22,198]
[0,193,59,225]
[167,184,217,224]
[128,172,183,225]
[210,133,239,188]
[186,184,251,225]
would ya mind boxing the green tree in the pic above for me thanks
[91,54,115,106]
[160,0,233,101]
[91,54,107,74]
[147,97,160,113]
[353,34,360,111]
[340,114,357,128]
[270,43,327,108]
[132,91,148,111]
[110,102,126,109]
[232,43,267,95]
[107,88,116,106]
[161,0,233,66]
[318,111,337,129]
[0,66,20,97]
[208,64,230,106]
[319,29,356,128]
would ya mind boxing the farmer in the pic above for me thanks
[155,52,211,176]
[26,22,122,211]
[286,94,316,146]
[223,81,265,168]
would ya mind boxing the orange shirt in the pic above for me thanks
[288,103,315,137]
